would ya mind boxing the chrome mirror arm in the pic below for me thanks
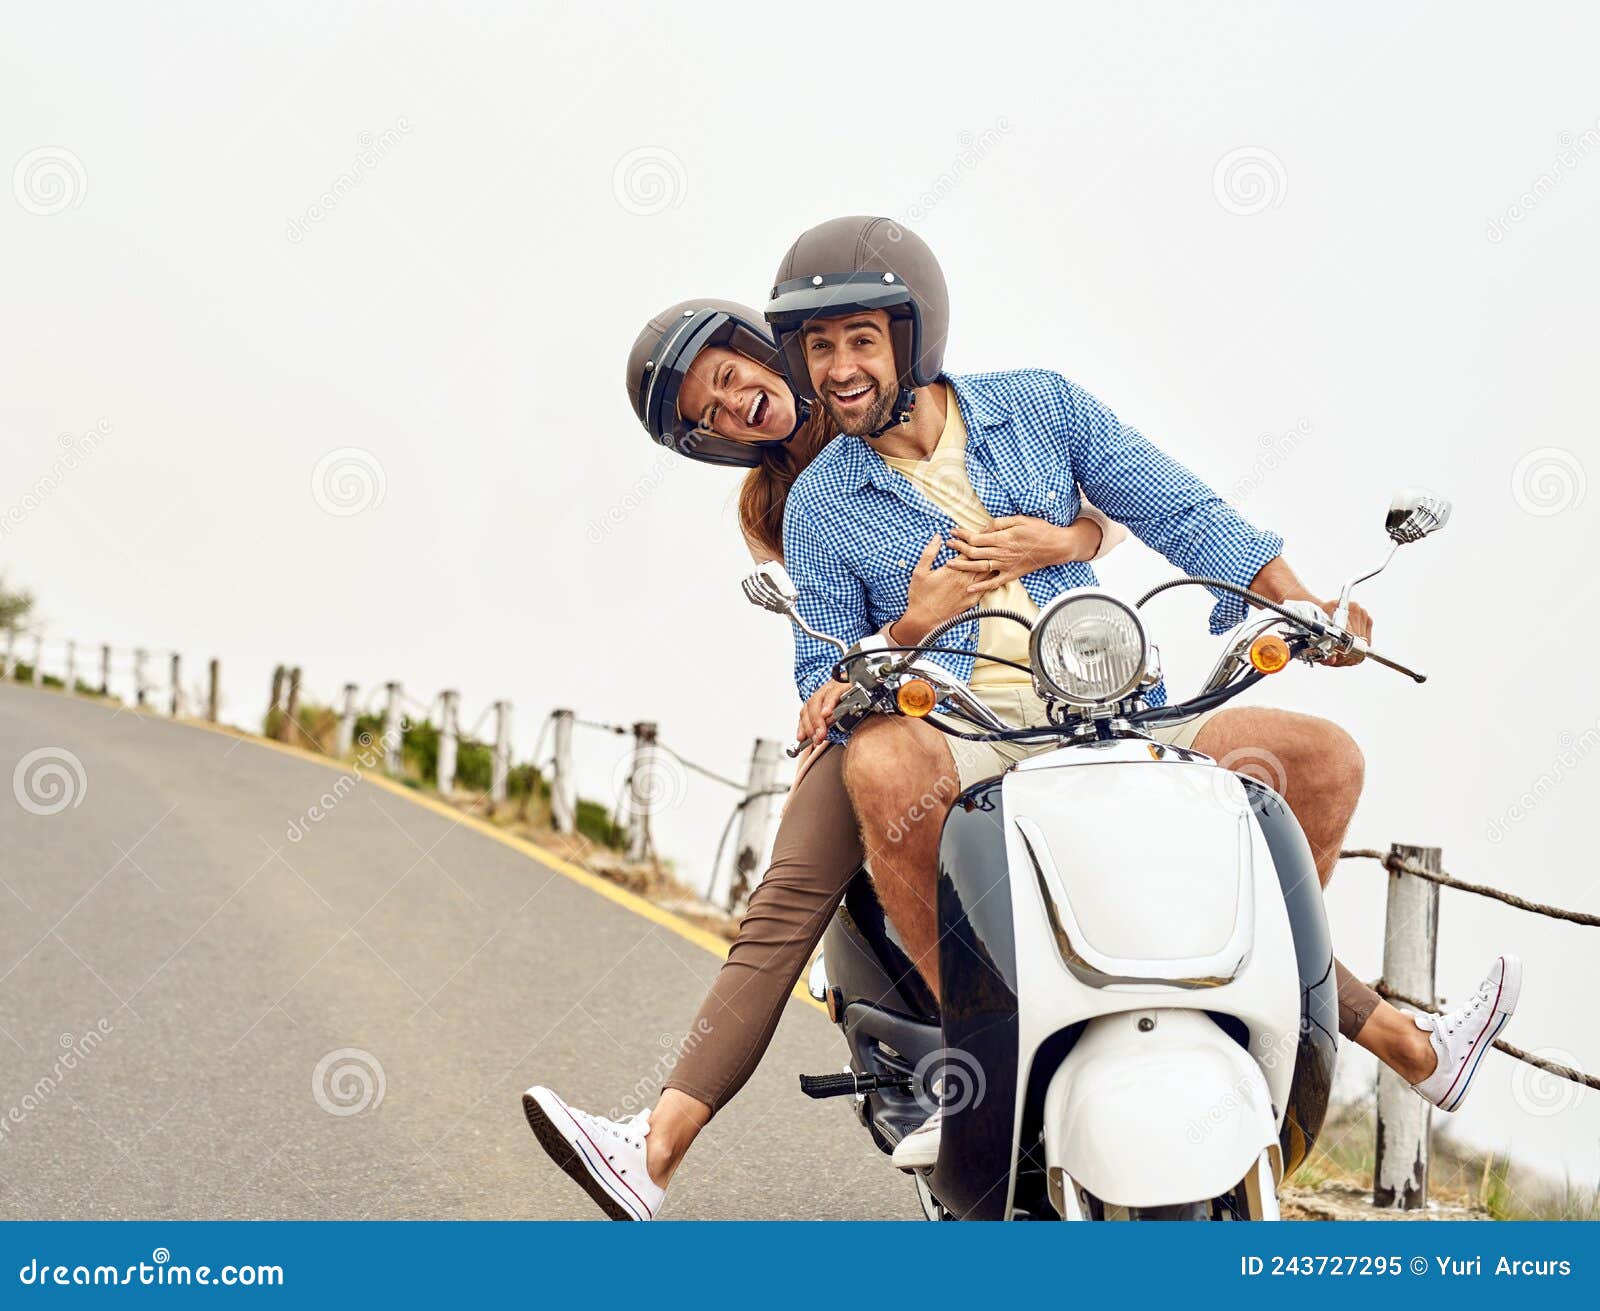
[792,613,850,657]
[1332,540,1400,628]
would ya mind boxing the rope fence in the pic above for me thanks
[1337,842,1594,1210]
[1342,846,1600,927]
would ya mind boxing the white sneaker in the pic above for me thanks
[891,1107,942,1171]
[1411,955,1522,1113]
[521,1086,665,1220]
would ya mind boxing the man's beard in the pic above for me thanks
[822,377,898,436]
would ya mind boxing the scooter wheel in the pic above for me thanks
[914,1173,955,1221]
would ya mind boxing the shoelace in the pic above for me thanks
[1441,983,1493,1038]
[578,1111,644,1152]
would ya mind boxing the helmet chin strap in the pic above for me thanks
[864,386,916,440]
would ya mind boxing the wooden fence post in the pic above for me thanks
[383,682,403,774]
[207,659,220,723]
[550,708,576,833]
[269,664,285,724]
[336,683,358,756]
[31,634,43,685]
[65,640,76,694]
[134,647,147,704]
[279,666,301,742]
[437,690,460,795]
[711,737,781,909]
[626,721,659,863]
[169,652,182,717]
[1374,842,1441,1210]
[100,644,111,697]
[491,700,512,808]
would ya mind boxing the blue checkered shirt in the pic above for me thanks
[781,369,1284,704]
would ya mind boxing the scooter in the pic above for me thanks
[742,489,1450,1220]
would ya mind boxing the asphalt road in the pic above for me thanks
[0,683,916,1220]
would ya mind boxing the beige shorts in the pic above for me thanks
[944,685,1222,792]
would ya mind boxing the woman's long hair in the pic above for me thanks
[737,407,836,560]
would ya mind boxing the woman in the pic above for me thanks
[520,299,1124,1220]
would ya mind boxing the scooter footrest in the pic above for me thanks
[799,1071,910,1099]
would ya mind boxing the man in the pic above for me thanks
[766,216,1520,1169]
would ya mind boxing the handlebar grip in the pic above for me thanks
[1361,646,1427,684]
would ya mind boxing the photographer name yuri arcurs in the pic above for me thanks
[1241,1254,1572,1278]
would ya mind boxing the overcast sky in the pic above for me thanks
[3,3,1597,1183]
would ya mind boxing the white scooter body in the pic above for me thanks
[1001,736,1301,1218]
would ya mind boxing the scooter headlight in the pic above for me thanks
[1029,591,1149,707]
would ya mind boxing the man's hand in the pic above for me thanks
[1253,557,1373,669]
[1321,597,1372,668]
[947,514,1098,589]
[892,532,998,646]
[797,678,850,747]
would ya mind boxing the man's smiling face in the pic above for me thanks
[801,309,898,436]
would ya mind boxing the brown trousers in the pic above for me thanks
[665,746,1382,1114]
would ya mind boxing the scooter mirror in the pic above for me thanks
[1385,489,1452,545]
[741,560,800,615]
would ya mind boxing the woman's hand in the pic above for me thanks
[947,514,1098,587]
[892,532,999,646]
[796,678,850,747]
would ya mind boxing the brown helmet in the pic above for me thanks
[765,216,949,435]
[625,298,806,469]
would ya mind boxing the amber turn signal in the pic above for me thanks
[896,679,937,717]
[1249,632,1292,675]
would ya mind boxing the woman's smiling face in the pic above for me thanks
[676,346,796,443]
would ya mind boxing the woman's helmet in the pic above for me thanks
[625,298,807,469]
[764,216,949,436]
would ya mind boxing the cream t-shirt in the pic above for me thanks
[882,387,1039,689]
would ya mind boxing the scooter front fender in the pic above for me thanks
[1042,1009,1276,1212]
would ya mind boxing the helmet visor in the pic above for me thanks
[765,271,913,335]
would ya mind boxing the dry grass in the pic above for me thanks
[1293,1103,1598,1220]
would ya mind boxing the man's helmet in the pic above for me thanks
[765,216,949,436]
[625,298,807,469]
